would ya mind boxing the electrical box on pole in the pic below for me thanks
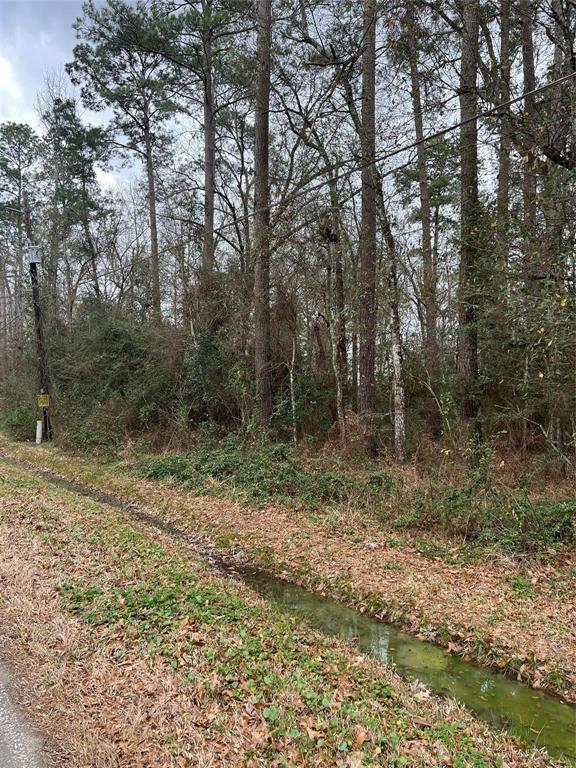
[28,245,43,265]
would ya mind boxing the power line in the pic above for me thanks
[4,69,572,290]
[40,59,571,286]
[214,68,576,236]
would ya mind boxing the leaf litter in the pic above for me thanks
[0,459,569,766]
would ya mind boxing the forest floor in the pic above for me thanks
[0,435,574,711]
[1,456,567,768]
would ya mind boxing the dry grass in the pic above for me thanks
[0,460,566,767]
[2,437,573,701]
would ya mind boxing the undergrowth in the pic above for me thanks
[133,438,575,554]
[134,437,371,508]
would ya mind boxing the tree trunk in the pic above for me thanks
[15,178,24,338]
[390,311,405,463]
[83,221,101,299]
[0,256,8,376]
[80,174,101,300]
[458,0,482,444]
[325,173,348,448]
[342,50,406,459]
[325,240,348,452]
[358,0,378,454]
[542,0,566,284]
[496,0,512,270]
[379,211,406,462]
[201,2,216,328]
[253,0,273,425]
[521,0,538,279]
[405,0,437,377]
[289,335,298,444]
[144,121,161,321]
[341,62,406,460]
[323,173,348,407]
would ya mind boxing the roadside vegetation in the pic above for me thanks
[0,0,575,764]
[1,460,563,768]
[2,434,575,706]
[132,436,575,556]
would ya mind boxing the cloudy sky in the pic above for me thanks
[0,0,85,126]
[0,0,139,188]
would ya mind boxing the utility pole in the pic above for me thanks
[22,191,52,442]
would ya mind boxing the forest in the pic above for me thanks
[0,0,573,463]
[0,1,575,765]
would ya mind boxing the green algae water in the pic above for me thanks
[243,572,576,762]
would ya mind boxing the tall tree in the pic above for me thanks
[43,98,108,299]
[0,122,39,339]
[404,0,437,382]
[340,62,407,461]
[67,0,179,321]
[253,0,273,425]
[458,0,482,444]
[358,0,378,454]
[495,0,512,270]
[521,0,538,280]
[134,0,253,329]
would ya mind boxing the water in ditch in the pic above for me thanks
[241,571,576,762]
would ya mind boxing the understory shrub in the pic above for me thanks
[396,483,575,553]
[135,437,358,508]
[135,435,574,552]
[0,403,37,441]
[0,363,38,440]
[474,496,575,551]
[1,302,246,451]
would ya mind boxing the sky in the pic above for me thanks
[0,0,140,189]
[0,0,86,126]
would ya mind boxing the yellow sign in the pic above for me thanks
[37,393,50,408]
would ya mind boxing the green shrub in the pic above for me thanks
[476,496,575,551]
[136,438,574,553]
[177,333,243,428]
[135,437,358,508]
[412,482,575,553]
[0,404,36,441]
[57,402,125,453]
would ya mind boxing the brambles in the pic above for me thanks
[133,439,574,554]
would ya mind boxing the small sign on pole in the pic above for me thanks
[37,393,50,408]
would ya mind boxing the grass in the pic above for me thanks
[1,434,575,704]
[0,463,546,767]
[503,575,536,600]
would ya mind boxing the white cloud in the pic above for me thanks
[0,54,26,122]
[0,55,21,102]
[0,1,82,127]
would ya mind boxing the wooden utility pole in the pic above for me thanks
[23,191,52,441]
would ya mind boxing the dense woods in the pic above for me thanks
[0,0,574,469]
